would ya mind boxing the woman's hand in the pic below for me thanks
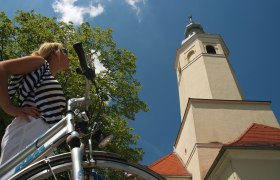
[5,105,40,121]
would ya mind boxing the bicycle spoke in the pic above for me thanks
[45,158,58,180]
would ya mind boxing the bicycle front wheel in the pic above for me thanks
[10,151,165,180]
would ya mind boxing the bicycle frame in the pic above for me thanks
[0,78,91,180]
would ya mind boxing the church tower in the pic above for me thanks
[175,16,243,119]
[172,17,279,179]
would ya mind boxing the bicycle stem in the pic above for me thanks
[67,77,91,111]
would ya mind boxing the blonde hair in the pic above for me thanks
[31,42,64,61]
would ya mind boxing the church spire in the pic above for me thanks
[184,15,205,38]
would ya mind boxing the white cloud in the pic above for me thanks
[93,57,106,74]
[90,51,106,74]
[88,4,104,18]
[52,0,105,25]
[125,0,146,22]
[52,0,147,24]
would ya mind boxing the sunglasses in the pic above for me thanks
[60,48,68,55]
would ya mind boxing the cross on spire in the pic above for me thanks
[184,15,205,38]
[189,15,193,23]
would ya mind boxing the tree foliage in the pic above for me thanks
[0,10,148,168]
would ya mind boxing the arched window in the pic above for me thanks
[187,50,195,63]
[206,45,216,54]
[178,66,182,76]
[177,64,182,82]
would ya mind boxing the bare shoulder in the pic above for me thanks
[0,56,45,75]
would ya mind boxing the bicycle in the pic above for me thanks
[0,42,165,180]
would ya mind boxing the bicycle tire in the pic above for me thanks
[10,151,165,180]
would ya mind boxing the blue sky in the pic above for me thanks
[1,0,280,165]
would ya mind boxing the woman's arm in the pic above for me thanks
[0,56,45,119]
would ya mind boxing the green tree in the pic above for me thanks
[0,10,148,176]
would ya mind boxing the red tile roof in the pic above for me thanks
[148,152,190,176]
[229,123,280,146]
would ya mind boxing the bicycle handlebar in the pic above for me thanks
[73,42,96,83]
[73,42,87,71]
[70,42,95,109]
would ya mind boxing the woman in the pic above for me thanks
[0,42,70,164]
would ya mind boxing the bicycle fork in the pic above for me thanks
[66,105,86,180]
[67,131,84,180]
[65,76,91,180]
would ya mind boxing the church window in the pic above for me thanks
[177,65,182,78]
[187,50,195,63]
[177,65,182,83]
[206,45,216,54]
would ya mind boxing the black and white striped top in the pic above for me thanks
[8,60,66,124]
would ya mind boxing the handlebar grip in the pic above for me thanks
[73,42,88,71]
